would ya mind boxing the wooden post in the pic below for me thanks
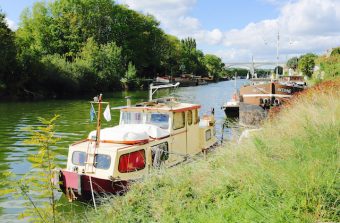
[96,94,102,146]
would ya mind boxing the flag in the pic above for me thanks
[90,104,96,122]
[103,104,111,122]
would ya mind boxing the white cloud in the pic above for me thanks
[5,17,18,31]
[118,0,340,62]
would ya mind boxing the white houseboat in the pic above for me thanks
[58,91,217,201]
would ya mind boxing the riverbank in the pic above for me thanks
[0,78,230,102]
[78,78,339,222]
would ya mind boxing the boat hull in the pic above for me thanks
[59,170,129,201]
[239,102,267,126]
[240,82,305,107]
[223,106,239,118]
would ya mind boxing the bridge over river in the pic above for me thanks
[225,61,286,78]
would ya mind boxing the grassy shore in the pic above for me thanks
[77,78,339,223]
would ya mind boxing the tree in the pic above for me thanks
[0,10,17,93]
[203,54,224,79]
[298,53,317,78]
[179,37,202,74]
[77,38,125,90]
[120,62,137,89]
[274,66,283,75]
[330,47,340,56]
[286,57,298,70]
[17,0,116,59]
[159,34,181,75]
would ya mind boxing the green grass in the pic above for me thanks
[74,79,339,223]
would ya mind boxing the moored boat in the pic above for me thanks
[238,75,307,125]
[222,92,239,118]
[57,92,217,201]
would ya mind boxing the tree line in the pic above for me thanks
[0,0,229,100]
[286,47,340,79]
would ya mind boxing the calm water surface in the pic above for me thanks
[0,80,246,222]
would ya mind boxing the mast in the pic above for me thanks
[95,94,102,146]
[276,31,280,78]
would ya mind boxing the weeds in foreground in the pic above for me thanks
[0,115,61,222]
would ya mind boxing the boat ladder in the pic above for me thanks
[85,141,97,173]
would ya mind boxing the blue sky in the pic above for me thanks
[1,0,339,62]
[190,0,279,30]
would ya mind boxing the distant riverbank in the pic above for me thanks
[0,77,231,101]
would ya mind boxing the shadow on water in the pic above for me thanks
[0,80,247,221]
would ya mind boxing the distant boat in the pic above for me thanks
[222,74,240,118]
[155,76,170,84]
[238,76,307,125]
[222,92,239,118]
[174,74,205,87]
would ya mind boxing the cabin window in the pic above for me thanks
[118,149,146,173]
[205,129,212,141]
[193,109,199,124]
[146,113,169,129]
[94,154,111,170]
[151,142,169,166]
[173,112,185,130]
[72,151,86,166]
[121,111,142,124]
[187,110,193,125]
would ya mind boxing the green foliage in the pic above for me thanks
[274,65,283,75]
[298,53,317,78]
[80,79,340,222]
[120,62,138,89]
[159,34,181,75]
[286,56,299,70]
[2,0,226,99]
[0,10,18,93]
[78,38,125,90]
[330,46,340,56]
[203,54,224,79]
[0,115,61,222]
[315,54,340,80]
[179,38,210,76]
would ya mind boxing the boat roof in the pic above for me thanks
[121,98,201,113]
[70,139,137,151]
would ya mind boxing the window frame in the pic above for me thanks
[146,113,170,129]
[118,149,146,173]
[71,151,86,166]
[187,110,193,126]
[193,109,199,124]
[205,129,212,141]
[94,154,111,170]
[173,112,185,130]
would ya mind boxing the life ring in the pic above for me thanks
[274,98,280,105]
[263,98,269,105]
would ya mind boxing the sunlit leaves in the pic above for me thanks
[0,115,61,222]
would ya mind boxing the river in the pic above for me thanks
[0,79,246,222]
